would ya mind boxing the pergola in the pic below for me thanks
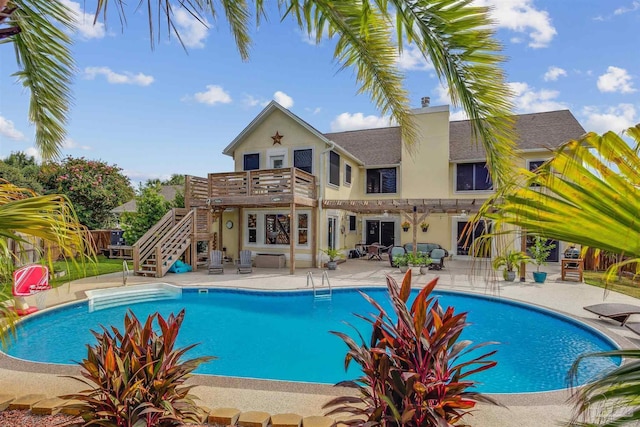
[322,198,489,257]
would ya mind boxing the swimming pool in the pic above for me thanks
[5,286,618,393]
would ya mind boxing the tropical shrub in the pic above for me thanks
[63,309,213,426]
[492,250,529,275]
[528,236,555,272]
[324,271,499,426]
[39,157,134,229]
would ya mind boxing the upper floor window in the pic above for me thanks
[366,168,397,193]
[456,162,492,191]
[329,151,340,186]
[345,164,352,185]
[294,149,312,173]
[244,153,260,171]
[527,159,547,187]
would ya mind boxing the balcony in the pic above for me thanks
[186,168,317,208]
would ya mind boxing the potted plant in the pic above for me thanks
[529,236,556,283]
[393,254,409,273]
[401,221,411,232]
[420,221,429,232]
[492,250,530,282]
[322,248,343,270]
[406,252,430,275]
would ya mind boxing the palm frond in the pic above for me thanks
[9,0,75,161]
[482,123,640,278]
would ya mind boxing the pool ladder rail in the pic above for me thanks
[307,271,332,300]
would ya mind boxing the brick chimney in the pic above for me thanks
[421,96,430,108]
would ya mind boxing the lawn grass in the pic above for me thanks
[583,270,640,299]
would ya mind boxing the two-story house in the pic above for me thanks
[133,101,585,277]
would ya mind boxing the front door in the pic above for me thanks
[457,220,492,257]
[365,220,395,246]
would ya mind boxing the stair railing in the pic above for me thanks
[157,210,194,276]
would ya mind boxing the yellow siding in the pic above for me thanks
[401,106,450,199]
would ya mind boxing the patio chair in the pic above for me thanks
[583,303,640,326]
[208,250,224,275]
[388,246,407,267]
[237,250,253,274]
[367,243,382,260]
[428,248,446,270]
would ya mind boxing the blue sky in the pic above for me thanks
[0,0,638,185]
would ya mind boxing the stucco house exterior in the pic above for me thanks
[133,101,585,276]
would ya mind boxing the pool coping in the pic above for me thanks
[1,282,636,408]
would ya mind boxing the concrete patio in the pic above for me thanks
[1,256,639,426]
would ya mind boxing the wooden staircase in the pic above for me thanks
[133,208,195,277]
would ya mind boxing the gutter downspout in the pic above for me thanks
[318,140,336,267]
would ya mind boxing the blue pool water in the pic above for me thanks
[5,287,618,393]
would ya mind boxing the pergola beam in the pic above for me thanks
[322,198,486,214]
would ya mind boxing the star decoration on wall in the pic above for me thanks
[271,131,284,145]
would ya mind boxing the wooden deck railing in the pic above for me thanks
[206,167,316,199]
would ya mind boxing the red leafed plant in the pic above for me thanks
[324,271,500,426]
[63,309,214,426]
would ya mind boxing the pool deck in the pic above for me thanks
[2,257,640,426]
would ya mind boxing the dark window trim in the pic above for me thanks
[243,153,260,171]
[455,162,493,192]
[293,148,313,174]
[344,164,352,185]
[366,167,397,194]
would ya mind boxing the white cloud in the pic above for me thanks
[273,91,294,109]
[450,110,469,121]
[305,107,322,115]
[543,66,567,81]
[396,44,434,71]
[614,1,640,15]
[582,104,637,134]
[508,81,568,113]
[242,94,269,108]
[597,66,636,94]
[174,8,209,49]
[330,112,394,132]
[24,147,42,163]
[84,67,154,86]
[192,85,232,105]
[60,0,106,40]
[475,0,556,48]
[0,115,26,141]
[62,138,91,151]
[434,84,451,105]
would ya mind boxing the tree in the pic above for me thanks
[0,152,42,192]
[163,174,185,186]
[121,182,171,245]
[39,157,135,229]
[2,0,515,185]
[480,124,640,426]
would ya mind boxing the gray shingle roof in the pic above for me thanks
[323,110,585,165]
[449,110,585,161]
[324,127,402,166]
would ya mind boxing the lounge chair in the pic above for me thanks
[626,322,640,336]
[583,303,640,326]
[428,248,446,270]
[237,250,253,274]
[208,250,224,275]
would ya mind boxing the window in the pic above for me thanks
[366,168,397,193]
[294,149,312,173]
[329,151,340,186]
[528,160,546,172]
[247,214,257,243]
[456,162,492,191]
[349,215,357,232]
[345,164,352,185]
[244,153,259,171]
[265,214,290,245]
[528,160,546,187]
[298,214,308,245]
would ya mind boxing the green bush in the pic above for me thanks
[63,310,213,426]
[121,183,171,244]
